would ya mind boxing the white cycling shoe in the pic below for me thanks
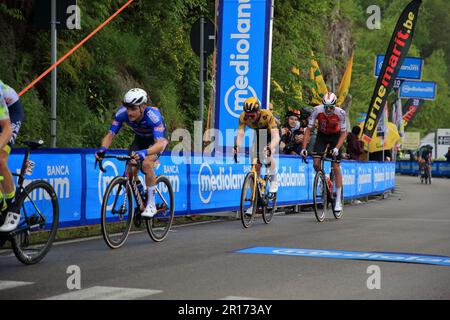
[141,204,157,218]
[0,212,21,233]
[269,181,279,193]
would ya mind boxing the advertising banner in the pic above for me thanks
[9,153,83,225]
[189,156,249,212]
[399,81,436,100]
[276,156,309,204]
[402,98,423,128]
[341,162,357,199]
[357,163,373,195]
[362,0,422,144]
[84,154,189,221]
[374,55,423,80]
[215,0,273,146]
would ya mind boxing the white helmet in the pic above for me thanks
[322,92,337,107]
[123,88,147,107]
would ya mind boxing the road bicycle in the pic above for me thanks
[312,148,343,222]
[419,161,432,184]
[0,140,59,265]
[235,151,278,228]
[96,154,174,249]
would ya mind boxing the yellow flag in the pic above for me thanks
[272,80,284,93]
[337,53,354,107]
[291,66,300,76]
[310,51,328,105]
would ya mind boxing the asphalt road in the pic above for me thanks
[1,175,449,300]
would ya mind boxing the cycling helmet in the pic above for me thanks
[322,92,337,107]
[243,97,260,113]
[123,88,148,107]
[299,107,313,120]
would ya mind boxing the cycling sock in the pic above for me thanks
[147,186,156,206]
[336,187,342,203]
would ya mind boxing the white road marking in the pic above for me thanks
[43,286,162,300]
[0,281,34,291]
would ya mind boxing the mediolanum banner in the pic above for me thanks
[215,0,274,147]
[362,0,422,144]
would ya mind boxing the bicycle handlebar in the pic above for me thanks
[95,154,144,174]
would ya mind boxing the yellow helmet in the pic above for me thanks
[243,97,260,113]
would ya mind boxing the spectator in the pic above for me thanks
[346,125,364,160]
[299,107,316,154]
[445,147,450,162]
[280,110,303,155]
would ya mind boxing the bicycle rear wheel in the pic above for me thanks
[262,177,276,224]
[101,176,133,249]
[11,180,59,265]
[313,171,328,222]
[146,176,175,242]
[240,172,257,228]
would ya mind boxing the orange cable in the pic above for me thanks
[19,0,135,97]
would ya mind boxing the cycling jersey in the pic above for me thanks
[0,81,19,107]
[109,106,167,140]
[0,86,10,121]
[308,105,346,135]
[238,109,278,131]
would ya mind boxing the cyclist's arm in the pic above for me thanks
[303,127,311,151]
[0,119,13,150]
[235,114,246,148]
[100,132,115,149]
[336,131,347,150]
[269,127,280,151]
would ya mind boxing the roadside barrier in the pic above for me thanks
[395,160,450,177]
[9,149,396,228]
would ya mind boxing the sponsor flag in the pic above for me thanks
[402,98,423,128]
[310,51,328,105]
[362,0,422,144]
[337,53,354,106]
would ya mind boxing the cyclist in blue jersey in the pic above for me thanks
[95,88,169,218]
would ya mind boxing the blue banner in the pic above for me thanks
[341,162,357,199]
[236,246,450,267]
[8,149,397,229]
[276,156,309,204]
[84,154,189,221]
[374,55,423,80]
[189,156,248,212]
[215,0,272,146]
[357,163,373,195]
[399,81,437,100]
[9,153,83,226]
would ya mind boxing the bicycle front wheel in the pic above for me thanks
[11,180,59,265]
[262,177,276,224]
[240,172,257,228]
[313,171,327,222]
[146,176,175,242]
[101,176,133,249]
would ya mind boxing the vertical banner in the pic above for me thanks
[402,98,423,128]
[362,0,422,144]
[215,0,274,146]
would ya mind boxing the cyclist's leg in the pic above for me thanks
[0,146,16,213]
[329,134,343,209]
[1,100,24,212]
[312,132,326,172]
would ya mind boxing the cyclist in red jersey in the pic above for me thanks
[301,92,347,212]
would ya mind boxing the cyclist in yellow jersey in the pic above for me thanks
[234,97,280,194]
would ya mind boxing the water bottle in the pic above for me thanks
[136,181,146,200]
